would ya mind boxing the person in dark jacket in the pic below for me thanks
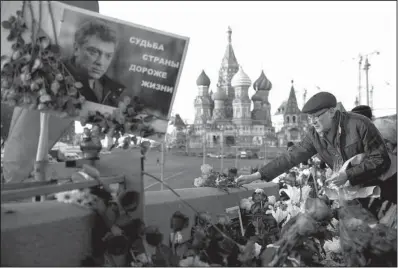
[287,141,308,166]
[64,19,126,107]
[236,92,391,191]
[351,105,373,120]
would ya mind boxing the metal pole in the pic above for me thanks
[264,134,267,165]
[235,146,238,169]
[160,142,164,190]
[358,55,362,105]
[370,85,374,109]
[203,126,206,165]
[221,129,224,172]
[185,128,188,155]
[364,57,370,106]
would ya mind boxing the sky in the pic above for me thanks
[77,1,396,132]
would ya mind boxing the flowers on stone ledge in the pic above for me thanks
[193,164,241,191]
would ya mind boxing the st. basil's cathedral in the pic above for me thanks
[188,27,309,153]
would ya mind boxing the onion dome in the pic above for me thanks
[231,66,251,88]
[196,70,211,87]
[253,71,272,91]
[253,71,265,91]
[212,87,227,101]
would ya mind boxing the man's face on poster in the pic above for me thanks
[74,35,116,79]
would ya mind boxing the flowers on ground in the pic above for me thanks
[271,207,289,224]
[240,197,254,212]
[324,237,341,253]
[194,177,207,187]
[200,164,213,175]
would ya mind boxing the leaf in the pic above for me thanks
[17,36,25,45]
[7,31,17,41]
[11,43,22,51]
[143,115,155,123]
[50,45,60,54]
[2,21,12,29]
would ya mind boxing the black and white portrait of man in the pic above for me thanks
[63,20,126,107]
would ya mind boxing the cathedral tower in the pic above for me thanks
[217,26,240,119]
[194,70,212,124]
[251,70,272,126]
[283,80,304,142]
[212,84,228,122]
[231,66,252,126]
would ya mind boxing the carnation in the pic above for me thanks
[268,195,276,205]
[254,188,265,194]
[239,198,254,212]
[194,177,206,187]
[200,164,213,175]
[324,237,341,253]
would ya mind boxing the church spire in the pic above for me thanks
[227,26,232,43]
[284,80,301,115]
[217,26,240,119]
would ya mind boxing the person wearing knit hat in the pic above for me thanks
[351,105,373,120]
[374,118,397,154]
[236,91,392,210]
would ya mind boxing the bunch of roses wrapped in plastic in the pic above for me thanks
[193,164,243,191]
[55,163,397,267]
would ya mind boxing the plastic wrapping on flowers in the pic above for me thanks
[193,164,242,191]
[59,159,396,267]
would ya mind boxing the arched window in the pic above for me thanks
[286,116,290,123]
[292,116,296,123]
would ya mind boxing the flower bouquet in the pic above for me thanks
[193,164,241,192]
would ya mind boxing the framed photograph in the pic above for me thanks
[1,1,189,139]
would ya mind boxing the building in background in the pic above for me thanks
[188,27,311,154]
[189,27,277,154]
[273,101,287,133]
[275,81,308,147]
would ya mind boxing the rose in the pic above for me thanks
[200,164,213,175]
[194,177,206,187]
[268,195,276,205]
[239,198,254,212]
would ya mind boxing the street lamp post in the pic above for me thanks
[160,142,164,190]
[263,133,267,164]
[234,126,239,169]
[358,55,363,105]
[218,125,225,172]
[203,127,206,166]
[364,57,371,106]
[352,51,379,106]
[201,115,210,166]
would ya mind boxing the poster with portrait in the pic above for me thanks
[1,1,189,140]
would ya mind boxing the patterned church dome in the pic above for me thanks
[196,70,211,87]
[253,71,272,91]
[231,66,251,88]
